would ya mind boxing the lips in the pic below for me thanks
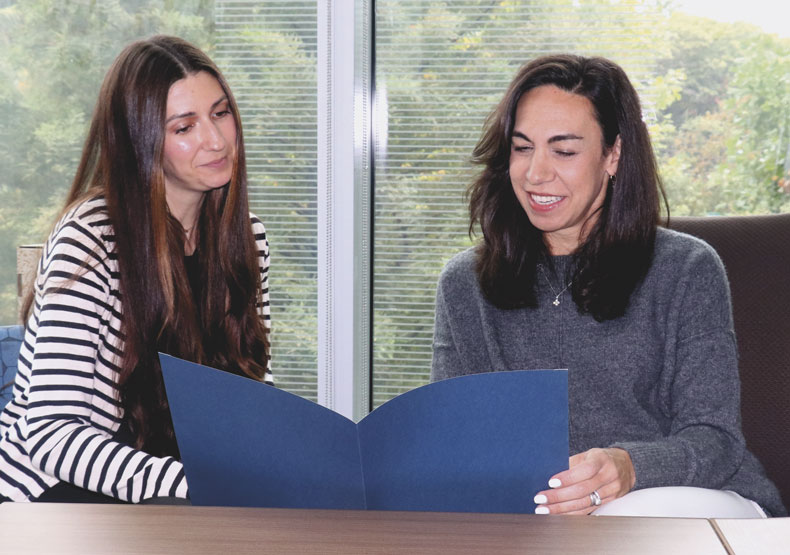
[528,192,565,211]
[201,156,229,169]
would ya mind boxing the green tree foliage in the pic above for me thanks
[372,0,674,405]
[654,13,790,216]
[0,0,213,323]
[371,1,790,405]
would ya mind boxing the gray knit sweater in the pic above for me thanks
[431,228,786,517]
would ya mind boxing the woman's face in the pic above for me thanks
[162,71,237,217]
[509,85,620,255]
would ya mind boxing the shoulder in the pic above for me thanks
[43,195,115,267]
[437,246,479,295]
[52,195,113,244]
[249,212,267,237]
[652,227,725,279]
[35,195,117,305]
[646,227,733,329]
[249,212,269,255]
[439,246,477,278]
[249,214,270,274]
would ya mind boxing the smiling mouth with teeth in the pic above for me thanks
[530,193,563,205]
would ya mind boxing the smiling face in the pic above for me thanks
[509,85,620,255]
[162,70,237,222]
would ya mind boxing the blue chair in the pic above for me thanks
[0,324,24,409]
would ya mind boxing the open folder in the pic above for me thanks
[160,354,569,513]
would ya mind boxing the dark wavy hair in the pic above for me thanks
[469,54,666,321]
[40,36,270,456]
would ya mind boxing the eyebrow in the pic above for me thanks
[512,131,584,143]
[165,96,229,124]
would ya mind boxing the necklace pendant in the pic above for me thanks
[539,264,571,308]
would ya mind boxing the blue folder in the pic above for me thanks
[160,353,569,513]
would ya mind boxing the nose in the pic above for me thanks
[202,121,226,151]
[525,148,553,185]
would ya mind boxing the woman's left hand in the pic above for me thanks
[533,447,636,515]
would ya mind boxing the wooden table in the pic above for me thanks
[0,503,731,554]
[712,517,790,554]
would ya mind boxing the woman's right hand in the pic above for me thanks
[533,447,636,515]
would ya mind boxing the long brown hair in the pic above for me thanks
[44,36,269,456]
[469,54,667,321]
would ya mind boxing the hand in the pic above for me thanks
[533,448,636,515]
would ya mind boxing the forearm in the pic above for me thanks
[614,427,743,490]
[25,415,188,502]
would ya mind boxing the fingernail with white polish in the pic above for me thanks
[533,494,548,504]
[535,506,550,515]
[548,478,562,488]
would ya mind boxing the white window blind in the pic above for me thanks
[215,1,319,399]
[371,0,664,407]
[1,0,782,410]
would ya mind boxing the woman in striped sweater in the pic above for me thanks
[0,36,272,503]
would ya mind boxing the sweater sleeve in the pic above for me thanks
[23,216,187,502]
[612,244,745,490]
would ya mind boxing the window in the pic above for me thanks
[0,0,215,324]
[371,0,669,407]
[370,0,790,407]
[1,0,787,415]
[215,0,320,399]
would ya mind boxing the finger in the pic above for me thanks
[536,478,622,514]
[547,459,599,491]
[539,493,598,515]
[535,477,598,504]
[564,509,596,516]
[537,462,614,504]
[557,449,627,489]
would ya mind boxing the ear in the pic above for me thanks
[605,134,622,177]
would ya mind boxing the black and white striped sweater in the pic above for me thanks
[0,196,271,502]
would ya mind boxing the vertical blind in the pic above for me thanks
[215,1,319,399]
[371,0,664,407]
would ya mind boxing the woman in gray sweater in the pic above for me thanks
[431,54,785,517]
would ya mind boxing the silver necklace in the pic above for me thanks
[538,264,572,307]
